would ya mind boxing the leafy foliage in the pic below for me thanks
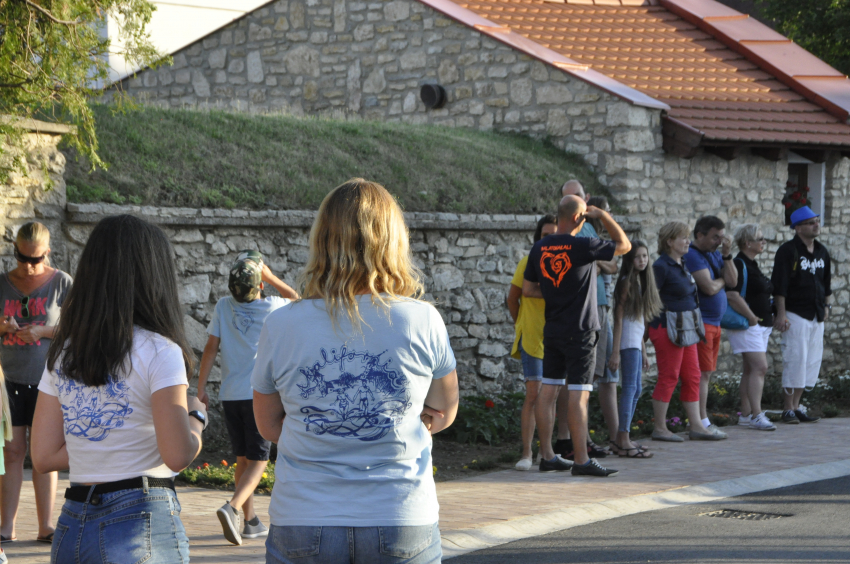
[178,460,274,493]
[443,393,525,446]
[757,0,850,75]
[0,0,164,175]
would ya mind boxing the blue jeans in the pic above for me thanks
[519,339,543,382]
[618,348,643,434]
[52,486,189,564]
[265,522,441,564]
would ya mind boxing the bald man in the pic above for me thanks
[523,195,631,477]
[561,179,589,201]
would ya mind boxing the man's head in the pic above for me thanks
[791,206,821,239]
[561,179,588,201]
[693,215,726,252]
[557,195,587,235]
[228,250,264,303]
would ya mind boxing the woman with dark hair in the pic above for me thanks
[253,179,458,564]
[507,214,556,471]
[32,215,206,564]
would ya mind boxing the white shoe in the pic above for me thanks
[707,424,728,439]
[515,458,533,471]
[737,414,752,427]
[749,412,777,431]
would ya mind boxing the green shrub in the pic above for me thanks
[823,404,840,418]
[178,460,275,492]
[443,393,524,445]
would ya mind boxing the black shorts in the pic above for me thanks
[222,400,271,461]
[542,331,599,391]
[7,381,39,427]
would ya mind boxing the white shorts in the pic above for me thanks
[780,311,824,390]
[727,324,772,355]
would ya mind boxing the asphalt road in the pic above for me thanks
[449,475,850,563]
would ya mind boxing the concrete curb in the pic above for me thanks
[440,458,850,559]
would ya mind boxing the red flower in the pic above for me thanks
[784,202,793,209]
[804,186,811,192]
[800,198,807,204]
[203,462,209,468]
[791,192,801,200]
[485,399,495,409]
[221,460,229,467]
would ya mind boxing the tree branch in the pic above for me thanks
[25,0,82,26]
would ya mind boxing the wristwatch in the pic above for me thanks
[188,410,208,431]
[722,254,733,261]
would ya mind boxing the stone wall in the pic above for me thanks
[0,120,71,273]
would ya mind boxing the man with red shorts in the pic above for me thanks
[684,216,737,437]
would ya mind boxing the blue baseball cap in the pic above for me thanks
[790,206,819,228]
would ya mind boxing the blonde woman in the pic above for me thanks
[253,179,459,564]
[0,222,72,544]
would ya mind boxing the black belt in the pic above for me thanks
[65,477,175,504]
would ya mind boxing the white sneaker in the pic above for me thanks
[749,412,777,431]
[737,414,752,427]
[707,424,728,439]
[515,458,533,471]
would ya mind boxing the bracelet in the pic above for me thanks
[722,254,733,261]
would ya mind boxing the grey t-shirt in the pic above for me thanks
[0,270,72,385]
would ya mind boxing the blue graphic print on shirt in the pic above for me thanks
[55,368,133,442]
[231,307,256,336]
[297,346,411,441]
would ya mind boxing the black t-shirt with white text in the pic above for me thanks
[524,233,616,340]
[771,235,831,322]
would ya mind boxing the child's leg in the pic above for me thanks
[230,457,268,521]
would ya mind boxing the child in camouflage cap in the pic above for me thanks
[197,250,298,545]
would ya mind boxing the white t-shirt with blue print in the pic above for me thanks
[252,295,456,527]
[208,295,289,401]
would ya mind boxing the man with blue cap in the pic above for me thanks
[771,206,832,424]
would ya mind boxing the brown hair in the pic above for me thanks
[657,221,690,256]
[613,239,663,321]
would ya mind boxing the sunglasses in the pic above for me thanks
[14,246,47,265]
[20,296,29,319]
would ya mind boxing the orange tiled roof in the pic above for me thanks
[431,0,850,148]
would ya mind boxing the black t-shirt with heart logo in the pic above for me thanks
[524,233,616,341]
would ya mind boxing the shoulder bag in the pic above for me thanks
[665,260,706,347]
[720,258,748,330]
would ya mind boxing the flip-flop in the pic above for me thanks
[619,446,654,458]
[0,535,16,544]
[36,533,54,543]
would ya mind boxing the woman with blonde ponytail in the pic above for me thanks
[252,179,459,564]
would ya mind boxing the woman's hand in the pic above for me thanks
[607,351,620,372]
[196,388,210,410]
[421,405,445,433]
[642,352,650,370]
[748,314,760,327]
[15,324,44,343]
[187,395,206,417]
[0,316,20,335]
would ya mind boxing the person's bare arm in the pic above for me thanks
[196,335,220,409]
[152,385,205,472]
[423,370,459,435]
[727,291,758,327]
[254,390,285,443]
[720,237,737,288]
[585,207,631,256]
[522,279,543,299]
[15,324,56,344]
[262,264,299,300]
[608,299,625,371]
[598,259,618,275]
[506,284,522,323]
[692,269,725,296]
[31,392,69,473]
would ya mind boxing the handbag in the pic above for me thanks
[720,258,748,330]
[666,308,705,347]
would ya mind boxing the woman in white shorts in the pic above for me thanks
[726,224,776,431]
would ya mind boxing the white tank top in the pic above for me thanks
[621,315,645,350]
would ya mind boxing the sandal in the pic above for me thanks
[608,440,624,456]
[36,532,54,543]
[586,441,609,458]
[619,446,654,458]
[0,535,16,544]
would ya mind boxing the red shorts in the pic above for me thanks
[697,324,722,372]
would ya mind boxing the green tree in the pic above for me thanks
[758,0,850,75]
[0,0,165,172]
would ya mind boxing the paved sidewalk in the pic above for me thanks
[5,418,850,563]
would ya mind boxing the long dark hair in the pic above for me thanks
[613,239,663,321]
[533,214,557,242]
[47,215,194,386]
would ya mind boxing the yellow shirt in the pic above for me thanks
[511,255,546,360]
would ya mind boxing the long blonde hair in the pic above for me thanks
[0,365,12,442]
[16,221,51,267]
[299,179,424,330]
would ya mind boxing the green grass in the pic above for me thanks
[63,105,602,213]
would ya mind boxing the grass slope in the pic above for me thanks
[64,105,602,213]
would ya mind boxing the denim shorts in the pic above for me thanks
[52,486,189,564]
[519,339,543,382]
[265,522,441,564]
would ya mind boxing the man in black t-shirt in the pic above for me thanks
[523,195,631,477]
[771,206,832,424]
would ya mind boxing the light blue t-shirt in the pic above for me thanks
[208,295,289,401]
[577,222,608,307]
[251,295,456,527]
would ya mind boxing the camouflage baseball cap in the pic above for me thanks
[228,250,264,303]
